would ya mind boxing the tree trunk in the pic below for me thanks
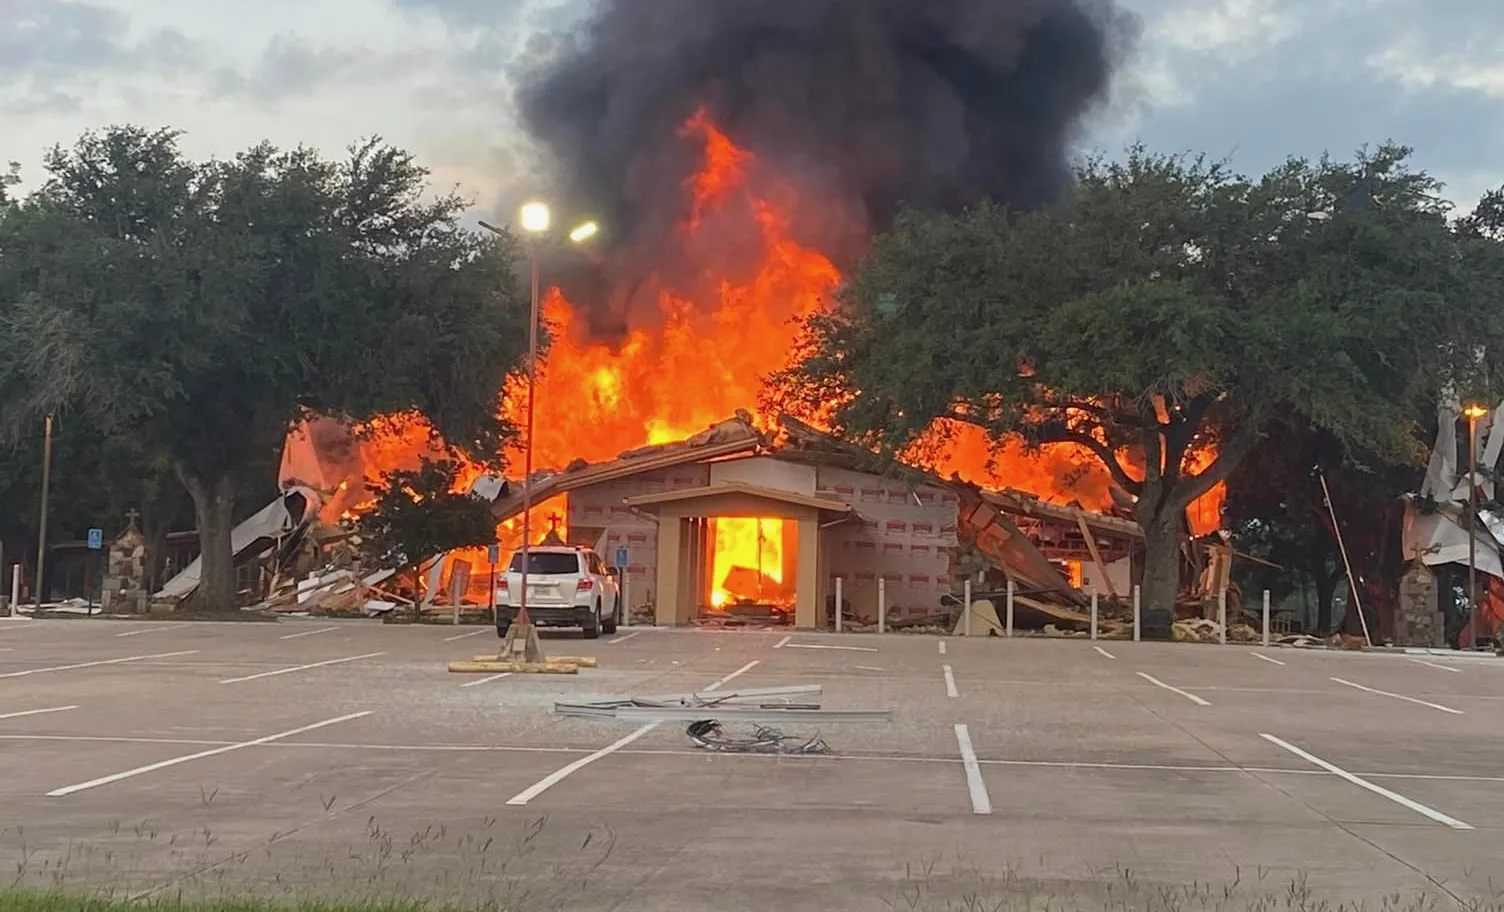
[180,469,238,612]
[1138,512,1182,615]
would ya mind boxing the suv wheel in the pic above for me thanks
[582,601,601,639]
[602,599,619,635]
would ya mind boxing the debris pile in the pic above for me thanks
[555,684,889,752]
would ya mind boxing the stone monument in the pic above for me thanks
[1394,559,1444,647]
[100,510,151,614]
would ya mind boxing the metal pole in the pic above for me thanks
[877,577,886,634]
[1132,584,1141,642]
[517,246,539,631]
[34,414,53,610]
[621,573,630,628]
[1469,413,1480,649]
[1005,579,1015,637]
[962,578,972,637]
[834,576,843,632]
[1090,590,1098,640]
[1218,588,1227,644]
[1261,589,1271,647]
[1318,471,1372,647]
[9,564,19,613]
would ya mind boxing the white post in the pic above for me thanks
[1090,590,1099,641]
[1262,589,1271,647]
[10,564,19,614]
[1217,588,1227,644]
[621,574,630,628]
[835,576,843,633]
[1132,585,1142,642]
[963,578,972,637]
[877,577,887,634]
[1005,579,1015,637]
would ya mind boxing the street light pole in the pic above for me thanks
[34,413,53,610]
[1466,407,1483,648]
[477,207,597,659]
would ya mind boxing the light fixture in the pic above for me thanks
[1464,404,1488,420]
[519,201,551,234]
[568,220,599,244]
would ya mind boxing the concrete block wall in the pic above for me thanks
[817,467,959,623]
[567,465,710,616]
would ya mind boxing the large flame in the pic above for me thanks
[295,106,1224,574]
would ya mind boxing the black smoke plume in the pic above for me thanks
[515,0,1138,330]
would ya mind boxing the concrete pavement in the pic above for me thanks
[2,617,1501,910]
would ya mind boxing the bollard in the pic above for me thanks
[1090,590,1099,641]
[835,576,843,633]
[1262,589,1271,647]
[1133,585,1142,642]
[963,578,972,637]
[1218,588,1227,644]
[9,564,19,614]
[1005,579,1015,637]
[877,577,887,634]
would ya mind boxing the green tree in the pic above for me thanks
[1224,417,1425,634]
[772,145,1502,614]
[354,457,497,614]
[0,127,533,611]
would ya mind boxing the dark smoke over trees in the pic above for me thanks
[516,0,1140,269]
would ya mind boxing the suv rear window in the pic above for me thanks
[507,551,582,575]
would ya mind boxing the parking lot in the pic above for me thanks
[2,616,1503,911]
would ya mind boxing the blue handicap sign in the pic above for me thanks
[615,548,628,569]
[87,528,103,550]
[487,544,500,565]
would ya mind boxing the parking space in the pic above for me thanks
[3,618,1504,909]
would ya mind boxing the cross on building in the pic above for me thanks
[124,509,141,532]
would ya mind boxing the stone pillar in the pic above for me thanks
[1395,560,1443,647]
[100,517,150,614]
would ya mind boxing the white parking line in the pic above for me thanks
[0,705,78,721]
[1330,677,1463,715]
[282,626,339,640]
[441,628,489,643]
[1408,659,1462,674]
[704,660,759,692]
[1136,672,1210,706]
[46,712,372,797]
[1250,652,1285,666]
[785,643,878,653]
[1093,646,1116,660]
[609,631,643,644]
[460,672,513,689]
[506,660,760,806]
[117,624,189,638]
[942,664,959,698]
[1260,733,1472,830]
[218,652,386,685]
[773,635,791,648]
[0,651,199,679]
[938,640,947,655]
[954,724,992,814]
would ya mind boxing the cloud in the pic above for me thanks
[1098,0,1504,205]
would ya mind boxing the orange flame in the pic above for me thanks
[308,106,1223,556]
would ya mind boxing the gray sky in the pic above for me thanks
[3,0,1499,214]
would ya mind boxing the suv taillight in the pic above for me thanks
[497,580,508,593]
[577,579,594,592]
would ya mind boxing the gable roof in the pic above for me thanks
[623,482,855,516]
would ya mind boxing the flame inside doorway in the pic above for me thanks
[710,517,788,609]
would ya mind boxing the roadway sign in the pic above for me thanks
[615,548,628,569]
[87,528,103,550]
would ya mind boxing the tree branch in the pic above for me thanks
[1168,419,1262,512]
[1037,425,1144,496]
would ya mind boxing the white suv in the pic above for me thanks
[495,545,621,639]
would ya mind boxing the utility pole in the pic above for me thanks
[34,413,54,610]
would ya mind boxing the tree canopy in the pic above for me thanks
[0,127,533,610]
[773,144,1504,613]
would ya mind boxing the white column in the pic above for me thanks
[963,578,972,637]
[1005,579,1015,637]
[877,577,886,634]
[1090,590,1098,641]
[1132,585,1141,642]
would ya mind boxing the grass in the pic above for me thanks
[0,897,441,911]
[6,813,1501,911]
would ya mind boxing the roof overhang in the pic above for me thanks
[623,482,855,521]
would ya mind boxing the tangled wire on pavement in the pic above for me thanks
[685,719,831,754]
